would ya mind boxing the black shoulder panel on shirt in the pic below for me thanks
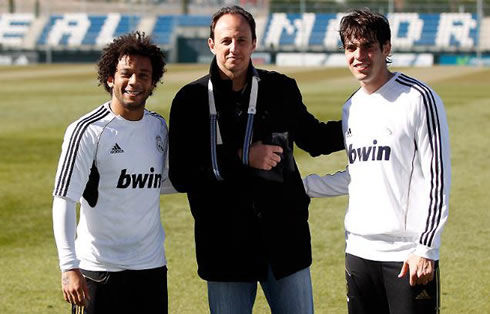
[82,161,100,207]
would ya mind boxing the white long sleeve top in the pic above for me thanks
[52,102,169,272]
[304,72,451,262]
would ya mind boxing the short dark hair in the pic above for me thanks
[209,5,256,41]
[97,31,166,93]
[339,8,391,50]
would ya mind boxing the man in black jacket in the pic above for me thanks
[169,6,344,314]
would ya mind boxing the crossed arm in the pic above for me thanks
[240,141,283,170]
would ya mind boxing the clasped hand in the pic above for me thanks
[245,141,283,170]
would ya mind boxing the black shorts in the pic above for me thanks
[345,254,440,314]
[72,266,168,314]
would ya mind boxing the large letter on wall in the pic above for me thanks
[47,14,90,46]
[389,13,423,50]
[0,14,34,47]
[263,14,293,47]
[293,13,315,47]
[263,13,315,49]
[435,13,477,49]
[323,13,346,50]
[96,13,121,46]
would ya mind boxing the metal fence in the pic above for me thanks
[269,0,489,14]
[2,0,488,16]
[0,0,488,65]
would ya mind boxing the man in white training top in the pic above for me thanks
[52,31,170,314]
[303,9,451,314]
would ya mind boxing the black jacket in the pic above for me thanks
[169,59,344,281]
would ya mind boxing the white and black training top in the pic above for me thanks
[304,72,451,262]
[53,102,168,271]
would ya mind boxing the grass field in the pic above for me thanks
[0,64,489,313]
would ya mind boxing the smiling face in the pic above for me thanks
[208,13,256,83]
[107,54,154,120]
[344,37,392,94]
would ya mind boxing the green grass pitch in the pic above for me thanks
[0,64,489,313]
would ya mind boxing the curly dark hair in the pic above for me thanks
[97,31,166,93]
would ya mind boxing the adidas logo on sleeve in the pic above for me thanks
[110,143,124,154]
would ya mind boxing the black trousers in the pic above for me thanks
[72,266,168,314]
[345,254,439,314]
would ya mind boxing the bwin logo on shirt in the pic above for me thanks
[348,140,391,164]
[117,168,162,189]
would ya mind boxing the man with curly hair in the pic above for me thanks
[52,31,170,313]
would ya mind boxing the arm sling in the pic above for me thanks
[207,72,260,181]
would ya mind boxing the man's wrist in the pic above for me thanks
[413,244,439,261]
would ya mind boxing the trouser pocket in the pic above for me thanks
[80,269,110,284]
